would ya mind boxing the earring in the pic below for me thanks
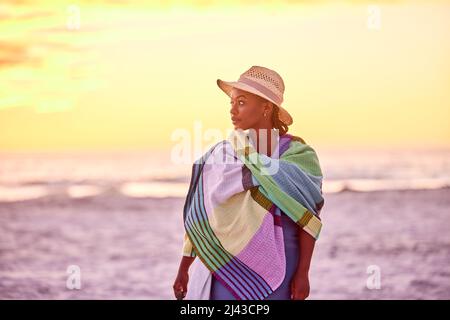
[264,112,267,118]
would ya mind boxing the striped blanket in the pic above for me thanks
[182,129,324,300]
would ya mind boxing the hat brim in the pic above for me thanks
[216,79,293,126]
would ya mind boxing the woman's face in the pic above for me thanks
[229,88,270,130]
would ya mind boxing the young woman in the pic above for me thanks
[173,66,324,300]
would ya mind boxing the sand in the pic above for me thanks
[0,188,449,299]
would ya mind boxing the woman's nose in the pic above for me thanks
[230,102,238,115]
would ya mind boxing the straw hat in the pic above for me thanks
[217,65,293,126]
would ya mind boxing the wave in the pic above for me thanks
[323,178,450,193]
[0,178,449,203]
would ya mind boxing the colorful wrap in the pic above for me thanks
[181,130,324,300]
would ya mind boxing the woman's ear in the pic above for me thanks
[262,101,272,112]
[266,102,274,115]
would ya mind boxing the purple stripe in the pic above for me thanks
[241,165,254,190]
[186,208,255,299]
[184,149,266,299]
[190,186,259,299]
[238,76,282,106]
[222,257,270,299]
[188,141,288,299]
[214,267,250,299]
[195,173,267,299]
[199,169,276,298]
[196,173,269,299]
[198,173,274,299]
[278,134,292,156]
[215,267,254,300]
[212,271,244,300]
[187,190,253,298]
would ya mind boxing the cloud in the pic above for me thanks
[0,41,35,68]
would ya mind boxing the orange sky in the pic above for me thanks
[1,0,449,151]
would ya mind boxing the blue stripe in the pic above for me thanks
[193,176,259,299]
[196,170,271,299]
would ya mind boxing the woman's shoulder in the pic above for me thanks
[285,133,307,145]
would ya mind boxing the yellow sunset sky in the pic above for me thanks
[0,0,449,151]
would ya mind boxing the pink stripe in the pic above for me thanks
[238,76,282,105]
[236,213,286,289]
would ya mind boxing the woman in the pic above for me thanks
[173,66,324,300]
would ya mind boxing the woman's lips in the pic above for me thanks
[231,118,240,123]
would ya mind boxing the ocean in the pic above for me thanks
[1,147,449,202]
[0,148,449,299]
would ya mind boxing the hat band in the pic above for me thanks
[238,76,282,106]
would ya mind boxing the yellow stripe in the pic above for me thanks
[250,187,273,211]
[306,216,322,234]
[298,210,314,227]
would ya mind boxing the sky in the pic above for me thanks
[0,0,449,151]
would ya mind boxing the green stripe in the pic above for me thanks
[281,141,323,177]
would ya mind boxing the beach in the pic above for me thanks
[1,187,449,299]
[1,0,449,302]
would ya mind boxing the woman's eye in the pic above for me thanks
[238,101,244,105]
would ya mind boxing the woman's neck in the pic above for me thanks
[248,127,279,157]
